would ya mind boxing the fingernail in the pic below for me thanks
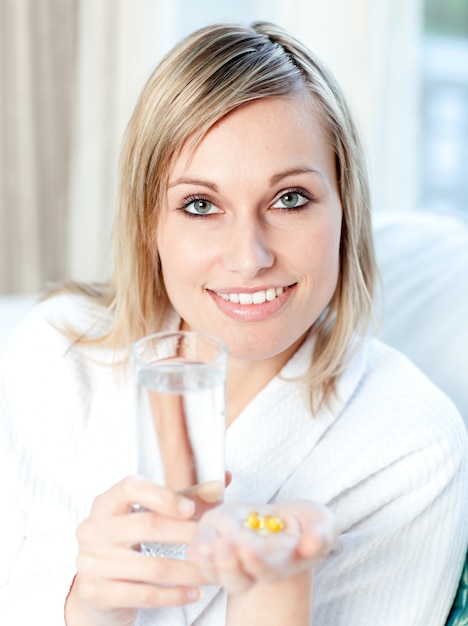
[187,587,203,602]
[178,497,195,517]
[193,542,212,558]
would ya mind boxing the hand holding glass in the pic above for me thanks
[132,331,227,559]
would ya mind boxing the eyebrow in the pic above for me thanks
[167,167,323,190]
[168,178,219,191]
[269,167,323,185]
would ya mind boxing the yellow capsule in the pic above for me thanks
[245,511,261,529]
[263,515,285,533]
[244,511,286,534]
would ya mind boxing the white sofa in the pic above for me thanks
[1,210,467,425]
[373,210,468,426]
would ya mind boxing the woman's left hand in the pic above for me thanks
[188,500,338,594]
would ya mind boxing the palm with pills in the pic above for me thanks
[189,500,338,594]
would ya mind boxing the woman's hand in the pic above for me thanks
[65,475,205,626]
[188,499,338,595]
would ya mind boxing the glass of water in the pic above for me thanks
[131,330,227,559]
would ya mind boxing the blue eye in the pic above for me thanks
[273,191,309,209]
[179,196,221,216]
[189,199,212,214]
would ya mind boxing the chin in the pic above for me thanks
[223,330,300,364]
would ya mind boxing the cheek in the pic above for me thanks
[157,230,211,314]
[297,222,341,283]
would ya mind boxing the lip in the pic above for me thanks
[208,284,296,322]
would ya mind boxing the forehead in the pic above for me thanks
[169,93,336,182]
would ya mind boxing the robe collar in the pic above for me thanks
[224,332,368,504]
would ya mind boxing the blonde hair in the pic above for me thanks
[67,22,375,407]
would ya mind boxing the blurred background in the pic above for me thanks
[0,0,467,295]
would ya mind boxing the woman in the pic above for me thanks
[1,22,467,626]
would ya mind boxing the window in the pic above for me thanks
[421,0,468,214]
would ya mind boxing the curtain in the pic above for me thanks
[0,0,177,294]
[0,0,423,294]
[0,0,77,293]
[66,0,179,284]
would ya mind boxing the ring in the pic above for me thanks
[243,510,286,534]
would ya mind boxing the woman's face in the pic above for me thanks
[158,94,342,366]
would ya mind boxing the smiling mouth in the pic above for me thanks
[213,286,288,305]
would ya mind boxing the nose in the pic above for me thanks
[222,215,274,278]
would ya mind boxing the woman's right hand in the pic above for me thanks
[65,475,205,626]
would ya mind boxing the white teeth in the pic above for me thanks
[218,287,286,305]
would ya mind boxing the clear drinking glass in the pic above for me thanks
[131,330,227,559]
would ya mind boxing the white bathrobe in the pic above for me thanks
[0,294,467,625]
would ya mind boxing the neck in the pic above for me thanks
[225,360,277,427]
[225,337,304,426]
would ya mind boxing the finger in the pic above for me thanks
[296,527,335,561]
[127,511,199,548]
[188,526,218,584]
[211,537,254,594]
[77,513,199,552]
[91,475,195,519]
[189,528,255,590]
[236,543,276,581]
[78,548,205,587]
[77,576,202,611]
[295,507,339,560]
